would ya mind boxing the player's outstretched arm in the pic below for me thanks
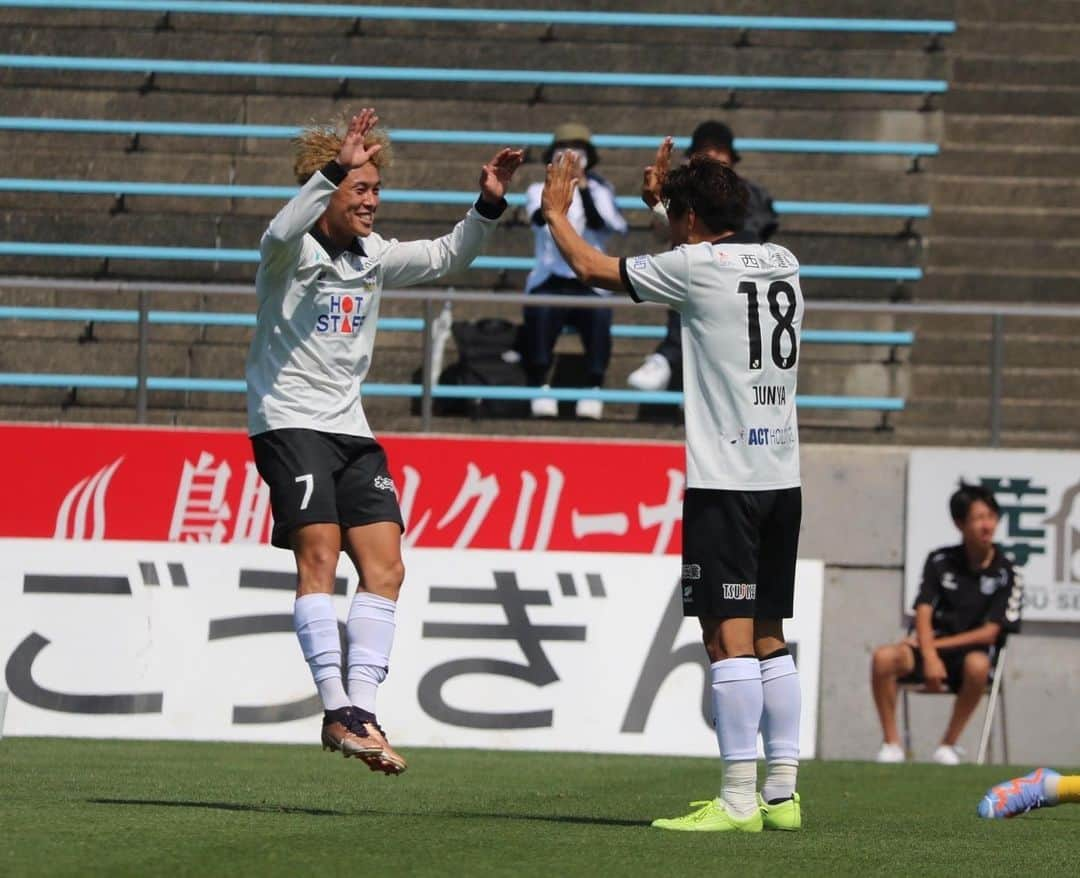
[379,147,525,288]
[541,152,625,292]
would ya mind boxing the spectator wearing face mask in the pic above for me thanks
[522,123,628,420]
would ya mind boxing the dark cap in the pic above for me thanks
[688,120,740,163]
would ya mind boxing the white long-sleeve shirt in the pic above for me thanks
[524,175,627,295]
[246,162,504,437]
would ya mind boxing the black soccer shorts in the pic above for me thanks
[899,644,990,694]
[251,428,404,549]
[680,486,802,619]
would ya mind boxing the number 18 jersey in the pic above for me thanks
[621,231,803,490]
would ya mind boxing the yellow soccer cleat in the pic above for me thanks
[759,792,802,831]
[651,798,764,832]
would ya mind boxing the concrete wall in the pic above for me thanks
[802,444,1080,765]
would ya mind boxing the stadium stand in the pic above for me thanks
[1,0,1072,447]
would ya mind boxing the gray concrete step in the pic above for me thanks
[0,21,950,80]
[930,207,1080,239]
[919,270,1080,302]
[944,113,1080,149]
[944,84,1080,117]
[931,147,1080,179]
[899,395,1080,432]
[911,332,1080,368]
[4,86,943,147]
[911,364,1080,397]
[930,176,1080,210]
[951,23,1080,56]
[926,236,1080,273]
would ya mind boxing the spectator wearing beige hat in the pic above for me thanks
[522,123,628,419]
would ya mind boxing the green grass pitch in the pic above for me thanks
[2,738,1078,876]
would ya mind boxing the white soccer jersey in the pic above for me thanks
[622,232,803,490]
[246,164,504,437]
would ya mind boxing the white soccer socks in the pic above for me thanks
[346,591,397,714]
[760,651,801,803]
[711,657,764,817]
[293,593,350,711]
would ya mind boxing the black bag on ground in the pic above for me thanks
[415,318,529,419]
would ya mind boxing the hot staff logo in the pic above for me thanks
[316,295,365,335]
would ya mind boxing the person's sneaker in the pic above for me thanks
[347,709,407,775]
[651,798,763,832]
[321,707,382,760]
[531,387,558,418]
[575,391,603,420]
[759,792,802,831]
[627,353,671,391]
[932,744,962,766]
[978,768,1058,819]
[875,742,906,763]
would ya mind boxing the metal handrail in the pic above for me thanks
[4,277,1076,441]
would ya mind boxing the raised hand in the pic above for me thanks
[642,135,674,208]
[478,148,525,205]
[541,150,578,220]
[336,108,382,170]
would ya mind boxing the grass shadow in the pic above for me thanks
[88,798,649,827]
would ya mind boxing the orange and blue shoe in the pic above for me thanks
[977,768,1058,819]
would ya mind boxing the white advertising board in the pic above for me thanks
[906,448,1080,622]
[0,540,822,757]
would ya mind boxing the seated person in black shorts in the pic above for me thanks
[871,483,1022,765]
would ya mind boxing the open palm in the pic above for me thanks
[478,148,526,204]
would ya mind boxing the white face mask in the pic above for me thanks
[552,147,587,167]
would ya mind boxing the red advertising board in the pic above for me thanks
[0,423,684,554]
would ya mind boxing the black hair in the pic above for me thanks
[660,156,748,234]
[687,120,740,163]
[949,482,1001,524]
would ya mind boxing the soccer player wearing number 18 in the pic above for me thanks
[541,151,804,833]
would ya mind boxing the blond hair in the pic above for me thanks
[293,113,393,184]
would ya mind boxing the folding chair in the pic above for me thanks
[901,640,1009,765]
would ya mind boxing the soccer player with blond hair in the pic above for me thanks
[246,108,523,774]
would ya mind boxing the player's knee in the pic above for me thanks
[294,544,340,594]
[365,558,405,599]
[963,650,991,683]
[872,645,899,676]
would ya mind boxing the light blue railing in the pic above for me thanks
[0,2,957,35]
[0,118,941,160]
[0,54,949,94]
[0,242,924,282]
[0,178,931,220]
[0,305,916,347]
